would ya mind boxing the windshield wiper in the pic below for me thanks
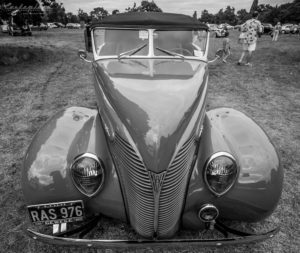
[155,47,185,59]
[118,43,147,60]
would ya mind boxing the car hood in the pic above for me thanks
[93,58,207,173]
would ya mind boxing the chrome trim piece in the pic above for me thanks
[26,227,280,248]
[148,171,167,234]
[100,110,115,142]
[149,171,166,195]
[203,152,239,197]
[79,54,92,63]
[27,200,84,209]
[70,153,105,197]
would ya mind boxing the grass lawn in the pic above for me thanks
[0,29,299,252]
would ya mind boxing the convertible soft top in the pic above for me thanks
[90,12,208,30]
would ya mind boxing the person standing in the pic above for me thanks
[272,22,281,41]
[222,37,231,63]
[237,11,262,66]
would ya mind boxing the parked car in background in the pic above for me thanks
[47,22,58,29]
[23,12,283,248]
[54,22,65,28]
[208,23,218,31]
[66,23,81,29]
[1,23,8,33]
[234,24,241,31]
[291,24,299,34]
[39,23,48,30]
[262,23,273,35]
[281,24,293,34]
[225,24,234,30]
[215,27,229,38]
[217,23,233,30]
[30,23,48,31]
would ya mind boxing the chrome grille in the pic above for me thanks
[158,133,196,236]
[113,133,155,237]
[112,132,196,238]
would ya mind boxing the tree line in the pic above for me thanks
[0,0,162,25]
[198,0,300,25]
[1,0,299,26]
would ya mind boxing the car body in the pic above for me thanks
[208,23,218,31]
[262,23,273,34]
[54,22,65,28]
[281,24,293,34]
[30,23,48,31]
[290,24,299,34]
[220,23,233,30]
[47,22,58,29]
[39,23,48,30]
[1,23,9,33]
[22,12,283,248]
[66,23,81,29]
[215,27,229,38]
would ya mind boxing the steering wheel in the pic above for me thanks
[170,47,193,56]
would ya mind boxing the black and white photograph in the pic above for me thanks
[0,0,299,252]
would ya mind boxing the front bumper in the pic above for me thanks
[25,226,279,249]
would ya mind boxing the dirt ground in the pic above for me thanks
[0,29,299,253]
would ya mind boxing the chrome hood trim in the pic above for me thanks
[94,59,207,173]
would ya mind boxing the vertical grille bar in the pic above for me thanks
[111,132,196,238]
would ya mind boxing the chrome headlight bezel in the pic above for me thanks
[204,152,239,197]
[70,153,105,197]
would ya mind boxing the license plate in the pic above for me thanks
[27,200,84,225]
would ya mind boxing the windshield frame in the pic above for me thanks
[91,27,209,61]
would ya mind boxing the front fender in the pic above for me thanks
[22,107,126,221]
[183,108,283,229]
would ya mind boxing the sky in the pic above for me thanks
[59,0,293,16]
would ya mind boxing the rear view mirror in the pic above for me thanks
[78,49,92,63]
[208,49,224,63]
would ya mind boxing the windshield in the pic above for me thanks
[154,30,207,57]
[94,28,149,56]
[93,28,207,58]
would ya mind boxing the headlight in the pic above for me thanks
[204,152,238,196]
[70,153,105,197]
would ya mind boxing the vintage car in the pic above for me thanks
[215,27,229,38]
[262,23,273,35]
[0,23,9,33]
[281,24,293,34]
[22,12,283,248]
[66,22,81,29]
